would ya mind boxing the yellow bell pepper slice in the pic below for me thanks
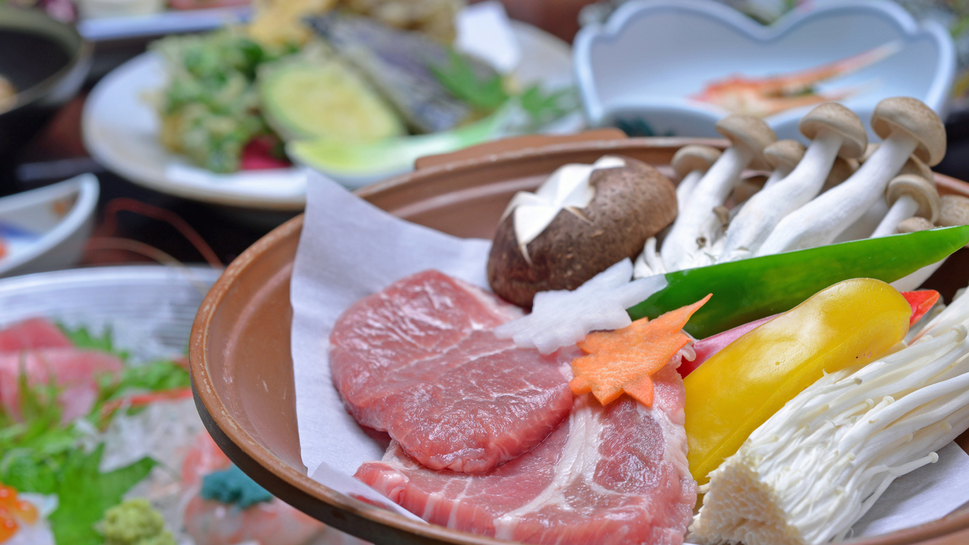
[684,278,911,486]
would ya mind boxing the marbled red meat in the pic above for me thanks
[329,270,576,474]
[356,363,695,545]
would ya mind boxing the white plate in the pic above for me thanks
[574,0,956,141]
[0,174,99,278]
[81,20,575,211]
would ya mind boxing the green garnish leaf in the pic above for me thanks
[430,50,510,112]
[96,361,191,406]
[49,445,157,545]
[60,323,129,361]
[519,85,579,126]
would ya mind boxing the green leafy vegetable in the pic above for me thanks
[96,361,191,406]
[429,49,578,126]
[430,50,509,111]
[0,375,74,493]
[48,445,156,545]
[60,323,129,360]
[519,85,579,127]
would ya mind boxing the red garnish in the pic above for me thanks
[240,137,291,171]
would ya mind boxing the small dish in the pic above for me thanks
[573,0,956,140]
[0,174,99,278]
[190,135,969,545]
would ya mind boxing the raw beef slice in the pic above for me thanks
[356,363,696,545]
[329,270,577,474]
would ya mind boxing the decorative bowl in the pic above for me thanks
[573,0,955,141]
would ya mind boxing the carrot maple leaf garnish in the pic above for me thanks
[570,294,711,407]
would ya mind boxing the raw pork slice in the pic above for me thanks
[0,348,124,422]
[330,270,577,474]
[356,363,696,545]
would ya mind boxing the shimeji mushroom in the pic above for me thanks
[836,151,932,242]
[895,195,969,291]
[672,145,722,212]
[870,174,940,238]
[660,115,776,271]
[717,141,805,232]
[819,156,858,192]
[939,195,969,227]
[717,102,867,263]
[757,97,946,256]
[898,216,935,233]
[761,139,806,188]
[891,216,939,292]
[731,173,769,207]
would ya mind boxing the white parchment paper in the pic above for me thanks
[290,171,969,539]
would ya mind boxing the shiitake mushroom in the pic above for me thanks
[487,156,677,307]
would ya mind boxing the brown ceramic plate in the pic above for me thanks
[190,132,969,545]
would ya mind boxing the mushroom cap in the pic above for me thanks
[898,154,934,181]
[672,144,722,179]
[938,194,969,227]
[860,143,879,163]
[820,157,859,193]
[487,157,677,307]
[897,216,935,234]
[885,174,940,222]
[763,140,806,172]
[716,114,776,170]
[798,102,868,159]
[871,97,947,166]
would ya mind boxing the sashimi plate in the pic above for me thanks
[190,135,969,545]
[0,265,221,358]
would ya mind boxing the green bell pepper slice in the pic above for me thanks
[627,225,969,339]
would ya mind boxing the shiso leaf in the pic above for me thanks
[500,156,626,260]
[48,444,156,545]
[493,258,668,354]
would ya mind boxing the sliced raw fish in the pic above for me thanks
[356,363,696,545]
[0,348,123,422]
[329,270,576,474]
[0,318,72,352]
